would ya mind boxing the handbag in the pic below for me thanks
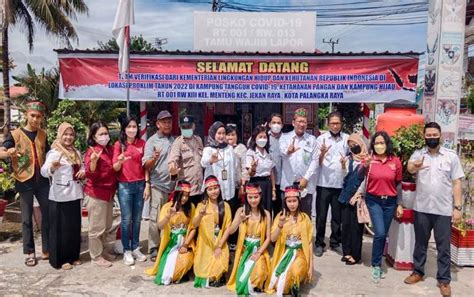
[357,198,371,224]
[357,162,372,224]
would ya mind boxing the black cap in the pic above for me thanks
[180,115,194,126]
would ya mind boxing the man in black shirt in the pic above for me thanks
[0,101,50,266]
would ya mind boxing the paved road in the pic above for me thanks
[0,220,472,296]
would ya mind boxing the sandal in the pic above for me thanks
[25,255,37,267]
[149,249,157,262]
[341,256,351,262]
[41,252,49,260]
[72,260,82,266]
[61,263,73,270]
[345,256,359,265]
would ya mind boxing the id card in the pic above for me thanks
[221,169,228,180]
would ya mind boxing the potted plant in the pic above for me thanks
[0,160,16,224]
[392,124,425,208]
[451,141,474,266]
[386,124,425,270]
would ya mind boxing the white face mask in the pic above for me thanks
[256,138,267,148]
[96,134,110,146]
[271,124,282,134]
[125,128,138,139]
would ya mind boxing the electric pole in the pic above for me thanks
[212,0,220,12]
[323,38,339,112]
[323,38,339,53]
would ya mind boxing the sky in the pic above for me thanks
[8,0,428,78]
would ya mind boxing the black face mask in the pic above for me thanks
[330,131,341,138]
[350,144,362,155]
[425,137,440,149]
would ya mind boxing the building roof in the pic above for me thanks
[10,86,28,98]
[54,48,421,57]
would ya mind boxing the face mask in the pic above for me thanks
[350,144,362,155]
[256,138,267,148]
[425,137,440,149]
[330,131,341,138]
[96,134,110,146]
[373,144,386,155]
[125,128,137,139]
[271,124,282,134]
[181,128,193,138]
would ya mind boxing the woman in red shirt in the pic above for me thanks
[112,117,148,266]
[363,131,403,283]
[84,121,117,268]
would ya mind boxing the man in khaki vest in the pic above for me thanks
[0,101,50,266]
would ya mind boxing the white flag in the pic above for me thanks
[112,0,135,74]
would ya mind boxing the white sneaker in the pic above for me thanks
[132,248,147,262]
[123,251,135,266]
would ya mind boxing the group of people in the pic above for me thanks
[0,101,464,296]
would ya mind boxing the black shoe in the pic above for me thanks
[315,246,324,257]
[331,245,343,255]
[209,276,226,287]
[290,285,300,297]
[175,273,190,284]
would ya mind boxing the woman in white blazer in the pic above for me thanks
[41,122,85,270]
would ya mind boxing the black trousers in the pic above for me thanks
[19,186,50,254]
[227,193,242,245]
[315,186,342,248]
[341,203,364,261]
[271,185,282,219]
[249,176,272,212]
[413,211,452,284]
[49,199,81,269]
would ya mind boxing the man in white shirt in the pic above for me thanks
[279,108,319,217]
[315,111,349,257]
[268,113,284,216]
[403,122,464,297]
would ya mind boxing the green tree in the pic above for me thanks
[3,0,89,136]
[96,35,158,51]
[46,100,88,152]
[12,64,60,118]
[333,103,364,133]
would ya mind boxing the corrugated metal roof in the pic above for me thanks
[54,48,421,57]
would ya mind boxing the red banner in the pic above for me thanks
[58,53,419,103]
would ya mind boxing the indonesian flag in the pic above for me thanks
[112,0,135,74]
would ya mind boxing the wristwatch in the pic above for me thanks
[454,205,462,211]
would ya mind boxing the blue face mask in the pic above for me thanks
[181,128,193,138]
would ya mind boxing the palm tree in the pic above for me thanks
[12,64,60,118]
[2,0,88,136]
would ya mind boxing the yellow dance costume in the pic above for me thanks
[227,216,271,295]
[193,201,231,288]
[145,202,195,285]
[267,212,313,295]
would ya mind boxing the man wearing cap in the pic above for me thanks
[168,115,204,206]
[279,108,319,218]
[142,110,175,260]
[314,111,349,257]
[0,101,50,266]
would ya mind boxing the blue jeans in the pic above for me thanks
[365,194,397,267]
[118,181,145,251]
